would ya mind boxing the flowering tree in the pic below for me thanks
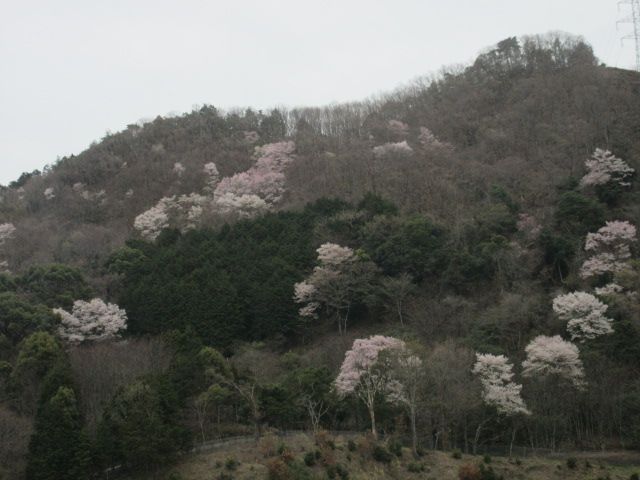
[133,204,169,241]
[473,353,529,455]
[334,335,406,438]
[473,354,529,416]
[214,141,295,205]
[594,283,624,297]
[580,148,634,188]
[54,299,127,343]
[372,141,413,159]
[580,221,637,278]
[387,119,409,137]
[173,162,186,177]
[0,223,16,247]
[521,335,584,387]
[294,243,378,334]
[418,127,450,150]
[552,291,613,341]
[43,187,55,200]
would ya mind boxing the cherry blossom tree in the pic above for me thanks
[552,291,613,341]
[133,202,169,241]
[214,141,295,205]
[0,223,16,247]
[387,119,409,137]
[54,299,127,343]
[521,335,584,387]
[580,221,637,278]
[214,192,268,219]
[334,335,406,439]
[294,243,378,334]
[43,187,55,200]
[418,127,450,149]
[473,353,529,455]
[372,141,414,158]
[203,162,220,192]
[173,162,186,177]
[594,283,623,297]
[579,148,634,188]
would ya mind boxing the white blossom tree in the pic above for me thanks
[334,335,406,439]
[552,291,613,341]
[372,141,414,159]
[580,148,634,188]
[0,223,16,247]
[133,203,169,241]
[473,353,529,455]
[54,299,127,343]
[521,335,584,387]
[580,221,637,278]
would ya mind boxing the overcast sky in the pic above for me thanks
[0,0,636,185]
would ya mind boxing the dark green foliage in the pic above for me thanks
[407,462,425,472]
[362,215,446,280]
[452,448,462,459]
[555,191,605,236]
[97,380,191,472]
[12,332,63,380]
[540,230,575,281]
[225,457,239,470]
[630,473,639,480]
[326,463,349,480]
[566,457,577,469]
[117,210,318,346]
[479,463,503,480]
[25,386,91,480]
[347,439,356,452]
[372,445,393,463]
[357,193,399,217]
[0,293,59,346]
[303,451,317,466]
[483,454,492,464]
[17,264,92,309]
[387,439,403,457]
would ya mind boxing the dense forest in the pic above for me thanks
[1,33,640,479]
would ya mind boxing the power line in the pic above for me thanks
[618,0,640,71]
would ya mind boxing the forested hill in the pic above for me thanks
[2,33,640,480]
[1,33,638,278]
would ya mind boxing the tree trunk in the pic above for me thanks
[368,403,377,440]
[410,405,417,455]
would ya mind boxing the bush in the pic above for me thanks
[225,457,239,471]
[326,464,349,480]
[630,474,639,480]
[266,458,290,480]
[458,463,481,480]
[303,451,316,467]
[479,463,503,480]
[452,448,463,459]
[407,462,425,472]
[347,440,357,452]
[216,474,233,480]
[566,457,577,470]
[372,445,393,463]
[483,454,492,464]
[388,439,403,457]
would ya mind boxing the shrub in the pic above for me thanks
[407,462,425,472]
[347,439,357,452]
[372,445,393,463]
[630,474,639,480]
[216,474,234,480]
[416,446,426,457]
[566,457,577,470]
[303,451,316,467]
[452,448,463,459]
[224,457,239,471]
[458,463,481,480]
[479,463,503,480]
[388,439,403,457]
[266,458,290,480]
[483,454,491,464]
[326,464,349,480]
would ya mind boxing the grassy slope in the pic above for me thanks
[128,433,640,480]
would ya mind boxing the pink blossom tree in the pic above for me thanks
[293,243,379,334]
[580,148,634,188]
[387,119,409,138]
[54,299,127,343]
[372,141,414,159]
[334,335,406,439]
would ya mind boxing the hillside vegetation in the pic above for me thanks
[1,33,640,480]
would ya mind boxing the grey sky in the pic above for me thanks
[0,0,636,185]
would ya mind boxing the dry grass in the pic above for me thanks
[126,432,640,480]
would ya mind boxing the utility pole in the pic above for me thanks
[619,0,640,71]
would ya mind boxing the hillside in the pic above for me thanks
[1,32,640,480]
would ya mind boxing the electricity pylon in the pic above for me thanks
[619,0,640,71]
